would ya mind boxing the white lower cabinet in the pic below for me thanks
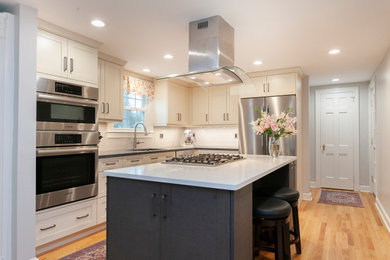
[36,198,97,246]
[96,196,107,224]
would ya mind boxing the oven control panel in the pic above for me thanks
[55,82,82,96]
[55,134,82,144]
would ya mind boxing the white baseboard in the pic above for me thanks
[36,224,106,256]
[302,192,312,201]
[310,181,320,188]
[358,185,372,192]
[375,198,390,234]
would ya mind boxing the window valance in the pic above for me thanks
[123,75,155,99]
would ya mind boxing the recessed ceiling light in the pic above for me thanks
[164,54,174,59]
[204,81,210,85]
[227,79,233,82]
[190,76,197,79]
[142,68,151,73]
[215,73,221,76]
[328,49,340,55]
[91,19,105,27]
[332,78,340,82]
[253,60,263,65]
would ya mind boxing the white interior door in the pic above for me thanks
[316,88,359,190]
[369,79,377,195]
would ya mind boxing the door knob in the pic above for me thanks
[322,144,326,151]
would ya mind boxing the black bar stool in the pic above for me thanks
[253,197,292,260]
[257,188,301,254]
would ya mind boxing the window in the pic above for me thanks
[113,90,149,129]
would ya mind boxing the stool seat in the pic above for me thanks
[258,187,300,202]
[253,197,291,219]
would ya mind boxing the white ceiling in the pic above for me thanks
[5,0,390,86]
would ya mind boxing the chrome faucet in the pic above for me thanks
[133,123,148,150]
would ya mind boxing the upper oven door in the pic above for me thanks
[37,92,98,131]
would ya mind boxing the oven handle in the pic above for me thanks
[37,93,98,107]
[36,146,98,157]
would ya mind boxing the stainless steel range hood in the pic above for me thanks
[156,16,249,87]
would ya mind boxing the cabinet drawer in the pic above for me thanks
[98,158,123,171]
[122,155,145,167]
[98,171,107,198]
[96,196,107,224]
[144,152,175,163]
[36,199,96,246]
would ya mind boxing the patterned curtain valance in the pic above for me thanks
[123,75,155,99]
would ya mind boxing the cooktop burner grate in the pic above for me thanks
[162,153,245,167]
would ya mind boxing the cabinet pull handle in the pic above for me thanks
[161,194,168,219]
[267,83,270,92]
[106,103,109,114]
[76,214,89,220]
[40,224,56,231]
[102,102,105,113]
[179,113,182,121]
[131,159,140,163]
[177,113,180,121]
[226,113,229,121]
[263,83,265,93]
[63,57,67,72]
[70,58,74,73]
[206,114,208,122]
[223,113,226,121]
[150,157,158,160]
[105,162,116,166]
[151,193,157,217]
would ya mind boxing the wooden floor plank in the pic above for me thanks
[38,188,390,260]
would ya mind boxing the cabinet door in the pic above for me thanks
[179,86,190,125]
[160,185,231,260]
[98,60,106,119]
[226,85,240,124]
[167,84,180,124]
[240,76,266,98]
[37,30,68,78]
[107,178,160,260]
[192,87,209,125]
[67,40,98,85]
[103,61,123,121]
[266,73,296,96]
[209,86,227,125]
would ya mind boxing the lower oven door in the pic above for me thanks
[36,146,98,211]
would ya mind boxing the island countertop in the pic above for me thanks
[104,155,296,191]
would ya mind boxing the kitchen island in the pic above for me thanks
[105,155,296,260]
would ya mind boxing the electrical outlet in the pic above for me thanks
[160,133,163,139]
[234,133,238,139]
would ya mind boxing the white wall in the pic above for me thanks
[372,46,390,222]
[0,3,37,260]
[309,82,370,188]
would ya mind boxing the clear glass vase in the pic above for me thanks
[268,137,280,157]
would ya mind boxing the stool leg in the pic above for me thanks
[292,205,302,254]
[283,222,291,259]
[275,220,284,260]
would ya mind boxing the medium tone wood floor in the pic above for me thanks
[38,188,390,260]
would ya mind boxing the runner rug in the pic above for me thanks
[318,189,364,207]
[59,240,106,260]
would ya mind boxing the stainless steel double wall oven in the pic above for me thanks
[36,78,99,210]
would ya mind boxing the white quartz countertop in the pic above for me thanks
[104,155,296,191]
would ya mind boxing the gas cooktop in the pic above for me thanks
[162,153,245,167]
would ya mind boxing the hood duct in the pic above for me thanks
[156,15,249,87]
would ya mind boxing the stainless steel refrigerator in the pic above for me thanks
[238,95,296,156]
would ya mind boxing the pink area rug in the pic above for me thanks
[59,240,106,260]
[318,189,364,208]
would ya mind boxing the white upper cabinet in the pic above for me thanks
[67,40,98,85]
[192,87,209,125]
[154,80,190,126]
[98,59,123,121]
[226,85,240,124]
[37,30,98,86]
[266,73,296,96]
[37,30,68,78]
[241,72,298,98]
[209,86,228,125]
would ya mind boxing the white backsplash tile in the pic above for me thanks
[98,123,239,152]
